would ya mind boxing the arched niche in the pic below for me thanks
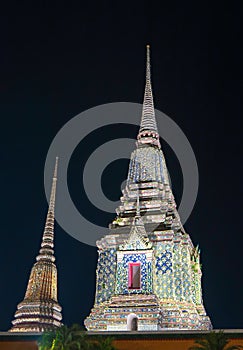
[127,313,138,331]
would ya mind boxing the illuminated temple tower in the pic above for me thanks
[84,46,212,331]
[10,158,62,332]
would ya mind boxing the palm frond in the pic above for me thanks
[189,331,243,350]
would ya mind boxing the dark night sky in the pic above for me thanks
[0,1,242,331]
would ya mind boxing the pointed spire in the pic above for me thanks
[119,212,152,251]
[10,157,62,332]
[49,156,58,212]
[119,191,152,251]
[136,191,140,217]
[139,45,158,133]
[138,45,160,148]
[140,45,158,132]
[36,157,58,263]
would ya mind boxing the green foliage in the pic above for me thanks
[38,324,88,350]
[38,324,116,350]
[38,329,56,350]
[92,336,116,350]
[191,263,199,273]
[113,217,122,224]
[188,330,243,350]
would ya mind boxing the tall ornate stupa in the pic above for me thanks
[10,158,62,332]
[84,46,212,331]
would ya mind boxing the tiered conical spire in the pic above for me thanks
[85,46,212,332]
[138,45,160,148]
[10,158,62,332]
[140,45,158,133]
[36,157,58,263]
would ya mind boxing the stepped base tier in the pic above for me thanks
[86,295,211,332]
[10,300,62,332]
